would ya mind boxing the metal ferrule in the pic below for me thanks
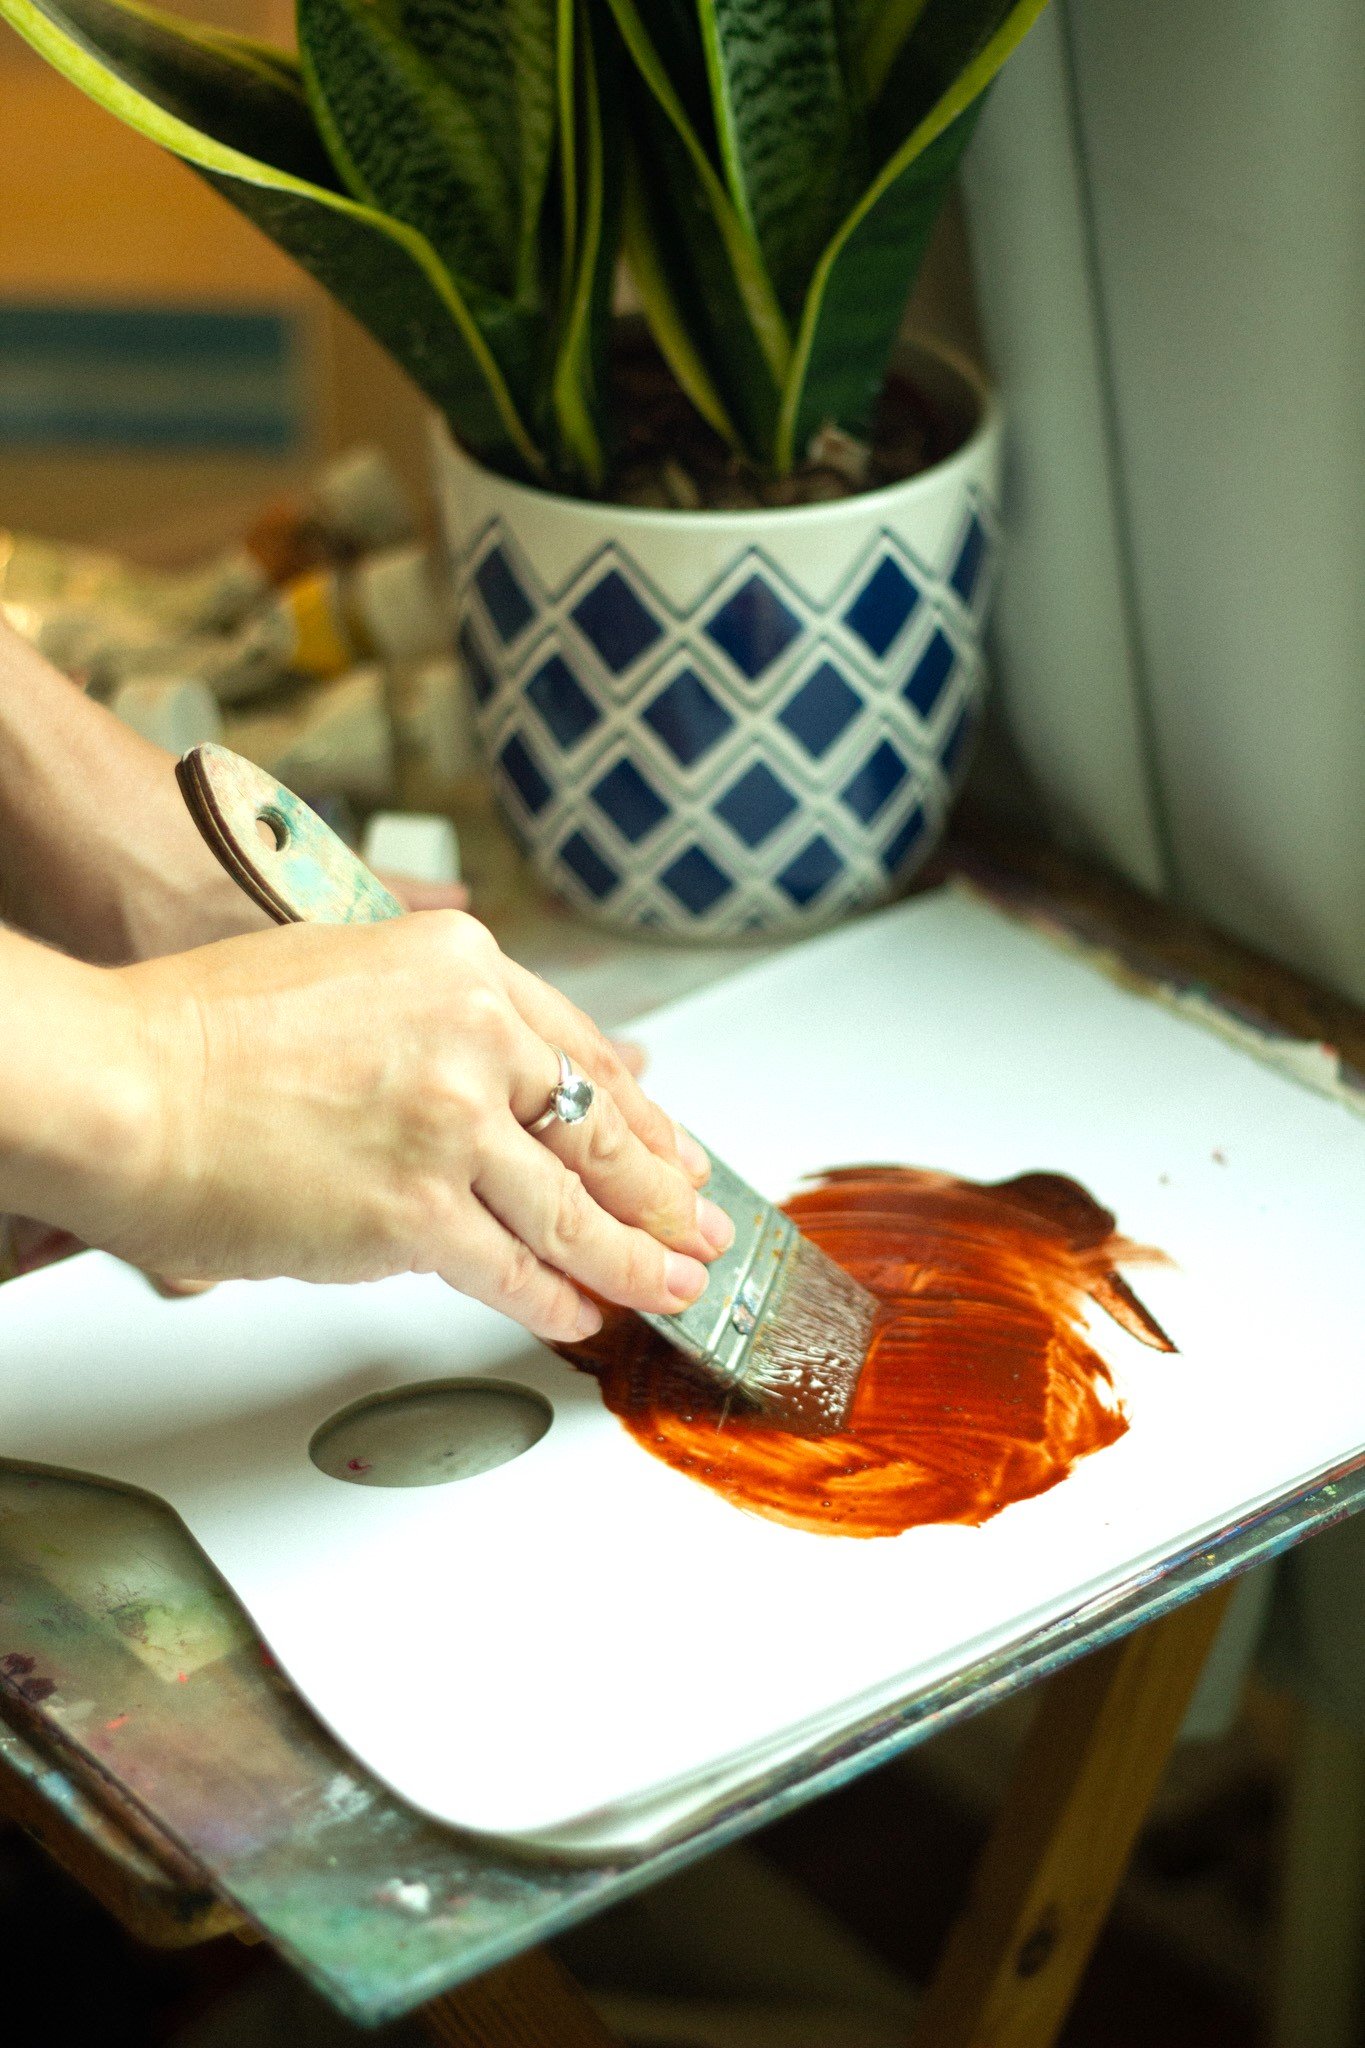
[637,1156,798,1387]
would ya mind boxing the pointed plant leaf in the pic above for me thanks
[554,0,578,281]
[616,0,719,147]
[395,0,558,308]
[697,0,869,317]
[31,0,336,183]
[621,95,784,462]
[599,0,790,389]
[112,0,311,98]
[0,0,544,477]
[297,0,519,301]
[777,0,1047,468]
[548,0,616,488]
[621,155,739,448]
[780,103,981,462]
[868,0,1039,162]
[860,0,931,96]
[152,15,309,95]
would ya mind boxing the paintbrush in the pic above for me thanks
[176,744,878,1434]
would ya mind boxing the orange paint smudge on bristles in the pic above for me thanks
[564,1168,1173,1539]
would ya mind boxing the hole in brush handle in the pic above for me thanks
[256,809,290,853]
[178,744,403,927]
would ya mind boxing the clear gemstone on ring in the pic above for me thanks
[553,1074,595,1124]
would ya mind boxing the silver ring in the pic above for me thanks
[526,1046,595,1134]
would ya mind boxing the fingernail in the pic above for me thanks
[665,1251,709,1305]
[696,1196,735,1254]
[674,1124,710,1181]
[576,1298,603,1337]
[611,1037,647,1077]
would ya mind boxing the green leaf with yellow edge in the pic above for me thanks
[297,0,549,424]
[0,0,544,477]
[548,0,617,488]
[868,0,1034,157]
[619,93,787,462]
[696,0,868,319]
[599,0,790,391]
[620,151,740,449]
[859,0,931,97]
[394,0,559,311]
[777,0,1047,469]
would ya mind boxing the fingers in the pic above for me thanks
[503,1022,729,1263]
[146,1273,218,1299]
[499,958,709,1185]
[435,1195,604,1343]
[377,872,470,913]
[539,1078,733,1262]
[475,1125,712,1318]
[610,1038,647,1079]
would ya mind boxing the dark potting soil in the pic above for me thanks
[607,334,965,512]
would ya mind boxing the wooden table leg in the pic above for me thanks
[910,1585,1235,2048]
[417,1947,624,2048]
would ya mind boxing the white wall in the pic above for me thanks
[964,0,1365,1004]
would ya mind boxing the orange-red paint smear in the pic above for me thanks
[568,1168,1174,1539]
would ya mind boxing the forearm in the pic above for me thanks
[0,924,153,1236]
[0,619,266,962]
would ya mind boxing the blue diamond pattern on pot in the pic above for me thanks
[843,555,919,657]
[841,738,908,824]
[558,829,619,901]
[941,701,977,783]
[713,760,799,848]
[882,803,928,875]
[590,756,670,843]
[526,652,600,750]
[498,731,553,816]
[903,628,956,720]
[950,515,988,606]
[778,662,862,758]
[458,619,497,707]
[660,843,734,916]
[705,573,802,679]
[777,834,844,907]
[643,667,734,766]
[571,567,663,674]
[474,545,535,644]
[458,469,997,939]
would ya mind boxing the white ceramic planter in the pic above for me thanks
[432,340,1001,939]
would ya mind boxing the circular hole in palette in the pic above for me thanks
[309,1380,552,1488]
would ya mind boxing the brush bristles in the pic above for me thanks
[740,1235,878,1435]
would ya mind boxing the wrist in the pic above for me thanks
[0,931,167,1241]
[0,621,267,962]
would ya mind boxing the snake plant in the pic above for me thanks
[0,0,1045,492]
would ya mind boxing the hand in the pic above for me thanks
[82,911,730,1340]
[0,619,465,964]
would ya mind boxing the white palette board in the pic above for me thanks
[3,887,1364,1856]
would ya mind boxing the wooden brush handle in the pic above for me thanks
[177,743,404,928]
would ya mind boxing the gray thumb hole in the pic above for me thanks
[309,1380,552,1488]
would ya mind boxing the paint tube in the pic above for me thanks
[351,544,451,664]
[109,677,224,755]
[221,667,395,803]
[0,525,269,636]
[184,544,452,705]
[243,446,416,585]
[361,809,461,886]
[0,531,270,688]
[0,449,417,686]
[388,654,480,793]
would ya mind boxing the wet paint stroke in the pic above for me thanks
[566,1168,1174,1539]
